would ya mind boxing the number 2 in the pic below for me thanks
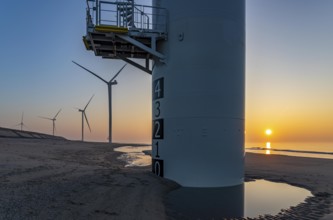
[153,119,164,139]
[154,121,161,138]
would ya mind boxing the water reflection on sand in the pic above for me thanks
[246,142,333,159]
[167,179,312,219]
[247,148,333,159]
[115,146,313,218]
[245,179,312,218]
[166,184,244,219]
[114,146,151,167]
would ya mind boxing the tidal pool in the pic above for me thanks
[114,146,151,167]
[244,179,312,218]
[114,146,313,218]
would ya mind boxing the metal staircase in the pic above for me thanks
[118,0,135,27]
[83,0,167,74]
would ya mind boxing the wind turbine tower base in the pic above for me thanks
[82,0,245,187]
[151,0,245,187]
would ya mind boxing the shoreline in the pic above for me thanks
[246,148,333,160]
[244,153,332,219]
[247,147,333,155]
[0,138,332,219]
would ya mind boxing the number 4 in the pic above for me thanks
[153,78,164,100]
[155,80,161,98]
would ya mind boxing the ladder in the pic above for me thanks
[83,0,167,74]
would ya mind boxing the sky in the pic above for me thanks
[0,0,333,147]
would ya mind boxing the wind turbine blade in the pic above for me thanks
[84,94,94,111]
[54,109,62,119]
[72,61,108,84]
[39,116,53,120]
[110,64,127,82]
[84,112,91,132]
[21,112,24,123]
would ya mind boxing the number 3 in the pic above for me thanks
[155,101,161,117]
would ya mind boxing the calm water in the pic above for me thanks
[167,179,312,218]
[246,141,333,159]
[114,146,313,218]
[244,179,312,217]
[114,142,333,167]
[114,146,151,167]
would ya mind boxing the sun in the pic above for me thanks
[265,129,272,136]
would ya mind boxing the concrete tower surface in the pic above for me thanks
[151,0,245,187]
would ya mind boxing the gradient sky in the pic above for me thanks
[1,0,333,146]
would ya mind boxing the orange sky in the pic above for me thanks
[1,1,333,147]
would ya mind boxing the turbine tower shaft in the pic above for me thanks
[72,61,126,144]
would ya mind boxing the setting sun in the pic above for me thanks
[265,129,272,136]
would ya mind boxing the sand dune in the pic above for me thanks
[0,137,332,219]
[0,127,65,140]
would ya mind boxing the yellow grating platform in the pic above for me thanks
[82,36,91,50]
[94,25,128,34]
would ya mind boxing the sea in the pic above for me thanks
[246,141,333,159]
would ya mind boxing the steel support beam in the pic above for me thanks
[116,55,152,74]
[116,34,165,61]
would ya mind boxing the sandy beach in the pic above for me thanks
[0,137,332,219]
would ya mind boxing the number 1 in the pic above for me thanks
[155,141,160,158]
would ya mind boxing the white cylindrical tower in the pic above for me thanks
[152,0,245,187]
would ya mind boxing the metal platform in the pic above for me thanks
[83,0,167,74]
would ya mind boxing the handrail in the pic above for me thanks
[86,0,167,34]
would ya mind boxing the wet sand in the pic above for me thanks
[245,153,332,220]
[0,138,332,219]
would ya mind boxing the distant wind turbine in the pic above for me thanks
[39,109,61,136]
[15,112,27,131]
[72,61,126,144]
[76,95,94,142]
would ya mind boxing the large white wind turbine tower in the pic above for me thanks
[39,109,62,136]
[150,0,245,187]
[81,0,245,188]
[76,95,94,141]
[72,61,126,144]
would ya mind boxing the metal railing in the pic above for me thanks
[86,0,167,33]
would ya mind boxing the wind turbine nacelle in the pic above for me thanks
[111,80,118,85]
